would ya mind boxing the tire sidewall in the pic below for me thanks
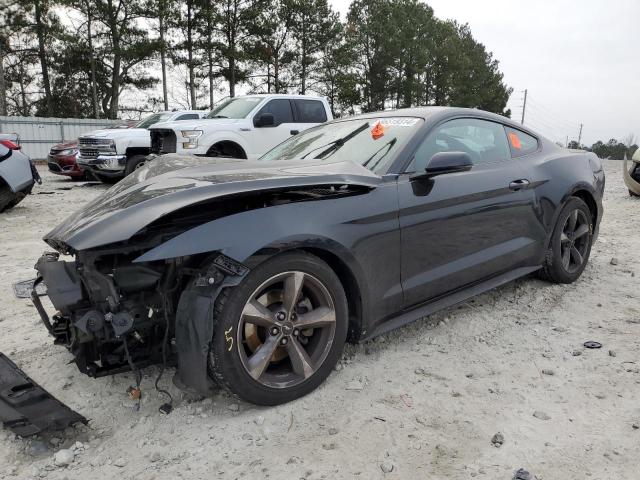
[548,197,593,283]
[125,155,148,176]
[209,252,348,405]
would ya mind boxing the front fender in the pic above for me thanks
[0,152,34,192]
[135,199,365,265]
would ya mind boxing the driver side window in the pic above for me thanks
[254,99,294,127]
[411,118,511,171]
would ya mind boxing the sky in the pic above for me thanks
[329,0,639,146]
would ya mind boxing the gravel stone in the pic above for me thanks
[533,411,551,421]
[53,449,75,467]
[491,432,505,447]
[380,460,394,473]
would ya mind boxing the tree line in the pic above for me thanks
[0,0,512,120]
[567,135,638,160]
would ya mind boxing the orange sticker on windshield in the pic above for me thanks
[371,122,385,140]
[508,132,522,149]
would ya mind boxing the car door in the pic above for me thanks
[398,117,544,308]
[249,99,297,157]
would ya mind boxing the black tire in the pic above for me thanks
[125,155,149,175]
[208,251,348,405]
[206,142,245,159]
[0,184,19,212]
[540,197,593,284]
[92,173,120,184]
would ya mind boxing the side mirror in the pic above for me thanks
[254,113,275,128]
[418,151,472,179]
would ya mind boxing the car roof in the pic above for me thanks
[340,106,541,138]
[239,94,326,100]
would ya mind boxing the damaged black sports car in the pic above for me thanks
[32,107,604,407]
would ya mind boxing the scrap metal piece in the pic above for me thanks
[0,352,86,437]
[12,278,47,299]
[584,341,603,349]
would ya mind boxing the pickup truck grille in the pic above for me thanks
[78,147,99,159]
[150,129,177,154]
[78,137,112,146]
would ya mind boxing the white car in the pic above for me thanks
[148,94,333,160]
[77,110,206,182]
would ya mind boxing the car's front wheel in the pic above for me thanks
[208,252,348,405]
[541,197,593,283]
[125,155,148,175]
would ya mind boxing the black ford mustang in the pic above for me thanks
[33,107,604,407]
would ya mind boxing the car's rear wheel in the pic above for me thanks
[208,252,348,405]
[540,197,593,284]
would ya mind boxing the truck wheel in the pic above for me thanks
[206,142,246,159]
[93,173,120,184]
[125,155,149,175]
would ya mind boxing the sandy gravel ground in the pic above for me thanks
[1,161,639,480]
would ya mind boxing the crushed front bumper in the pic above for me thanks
[0,352,86,436]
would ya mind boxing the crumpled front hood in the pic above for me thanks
[44,154,381,252]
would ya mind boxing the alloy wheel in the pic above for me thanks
[560,209,590,273]
[237,271,337,389]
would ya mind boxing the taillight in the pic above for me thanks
[0,140,21,150]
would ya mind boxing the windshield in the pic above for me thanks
[260,116,423,173]
[205,97,263,119]
[136,113,174,129]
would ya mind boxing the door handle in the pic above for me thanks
[290,129,299,135]
[509,179,530,190]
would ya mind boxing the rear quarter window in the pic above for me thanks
[294,100,328,123]
[505,127,539,157]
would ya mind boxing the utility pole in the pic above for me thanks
[0,39,6,117]
[577,124,583,147]
[521,89,527,125]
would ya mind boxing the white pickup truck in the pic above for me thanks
[77,110,205,182]
[148,94,333,159]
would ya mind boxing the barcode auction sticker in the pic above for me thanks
[378,118,421,127]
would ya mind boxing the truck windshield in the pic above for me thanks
[260,117,424,174]
[136,113,174,129]
[205,97,263,119]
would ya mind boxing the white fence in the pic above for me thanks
[0,116,122,159]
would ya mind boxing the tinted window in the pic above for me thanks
[411,118,511,171]
[295,100,327,123]
[255,99,294,126]
[175,114,200,120]
[505,127,539,157]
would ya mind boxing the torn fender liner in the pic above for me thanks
[0,352,87,436]
[174,288,217,396]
